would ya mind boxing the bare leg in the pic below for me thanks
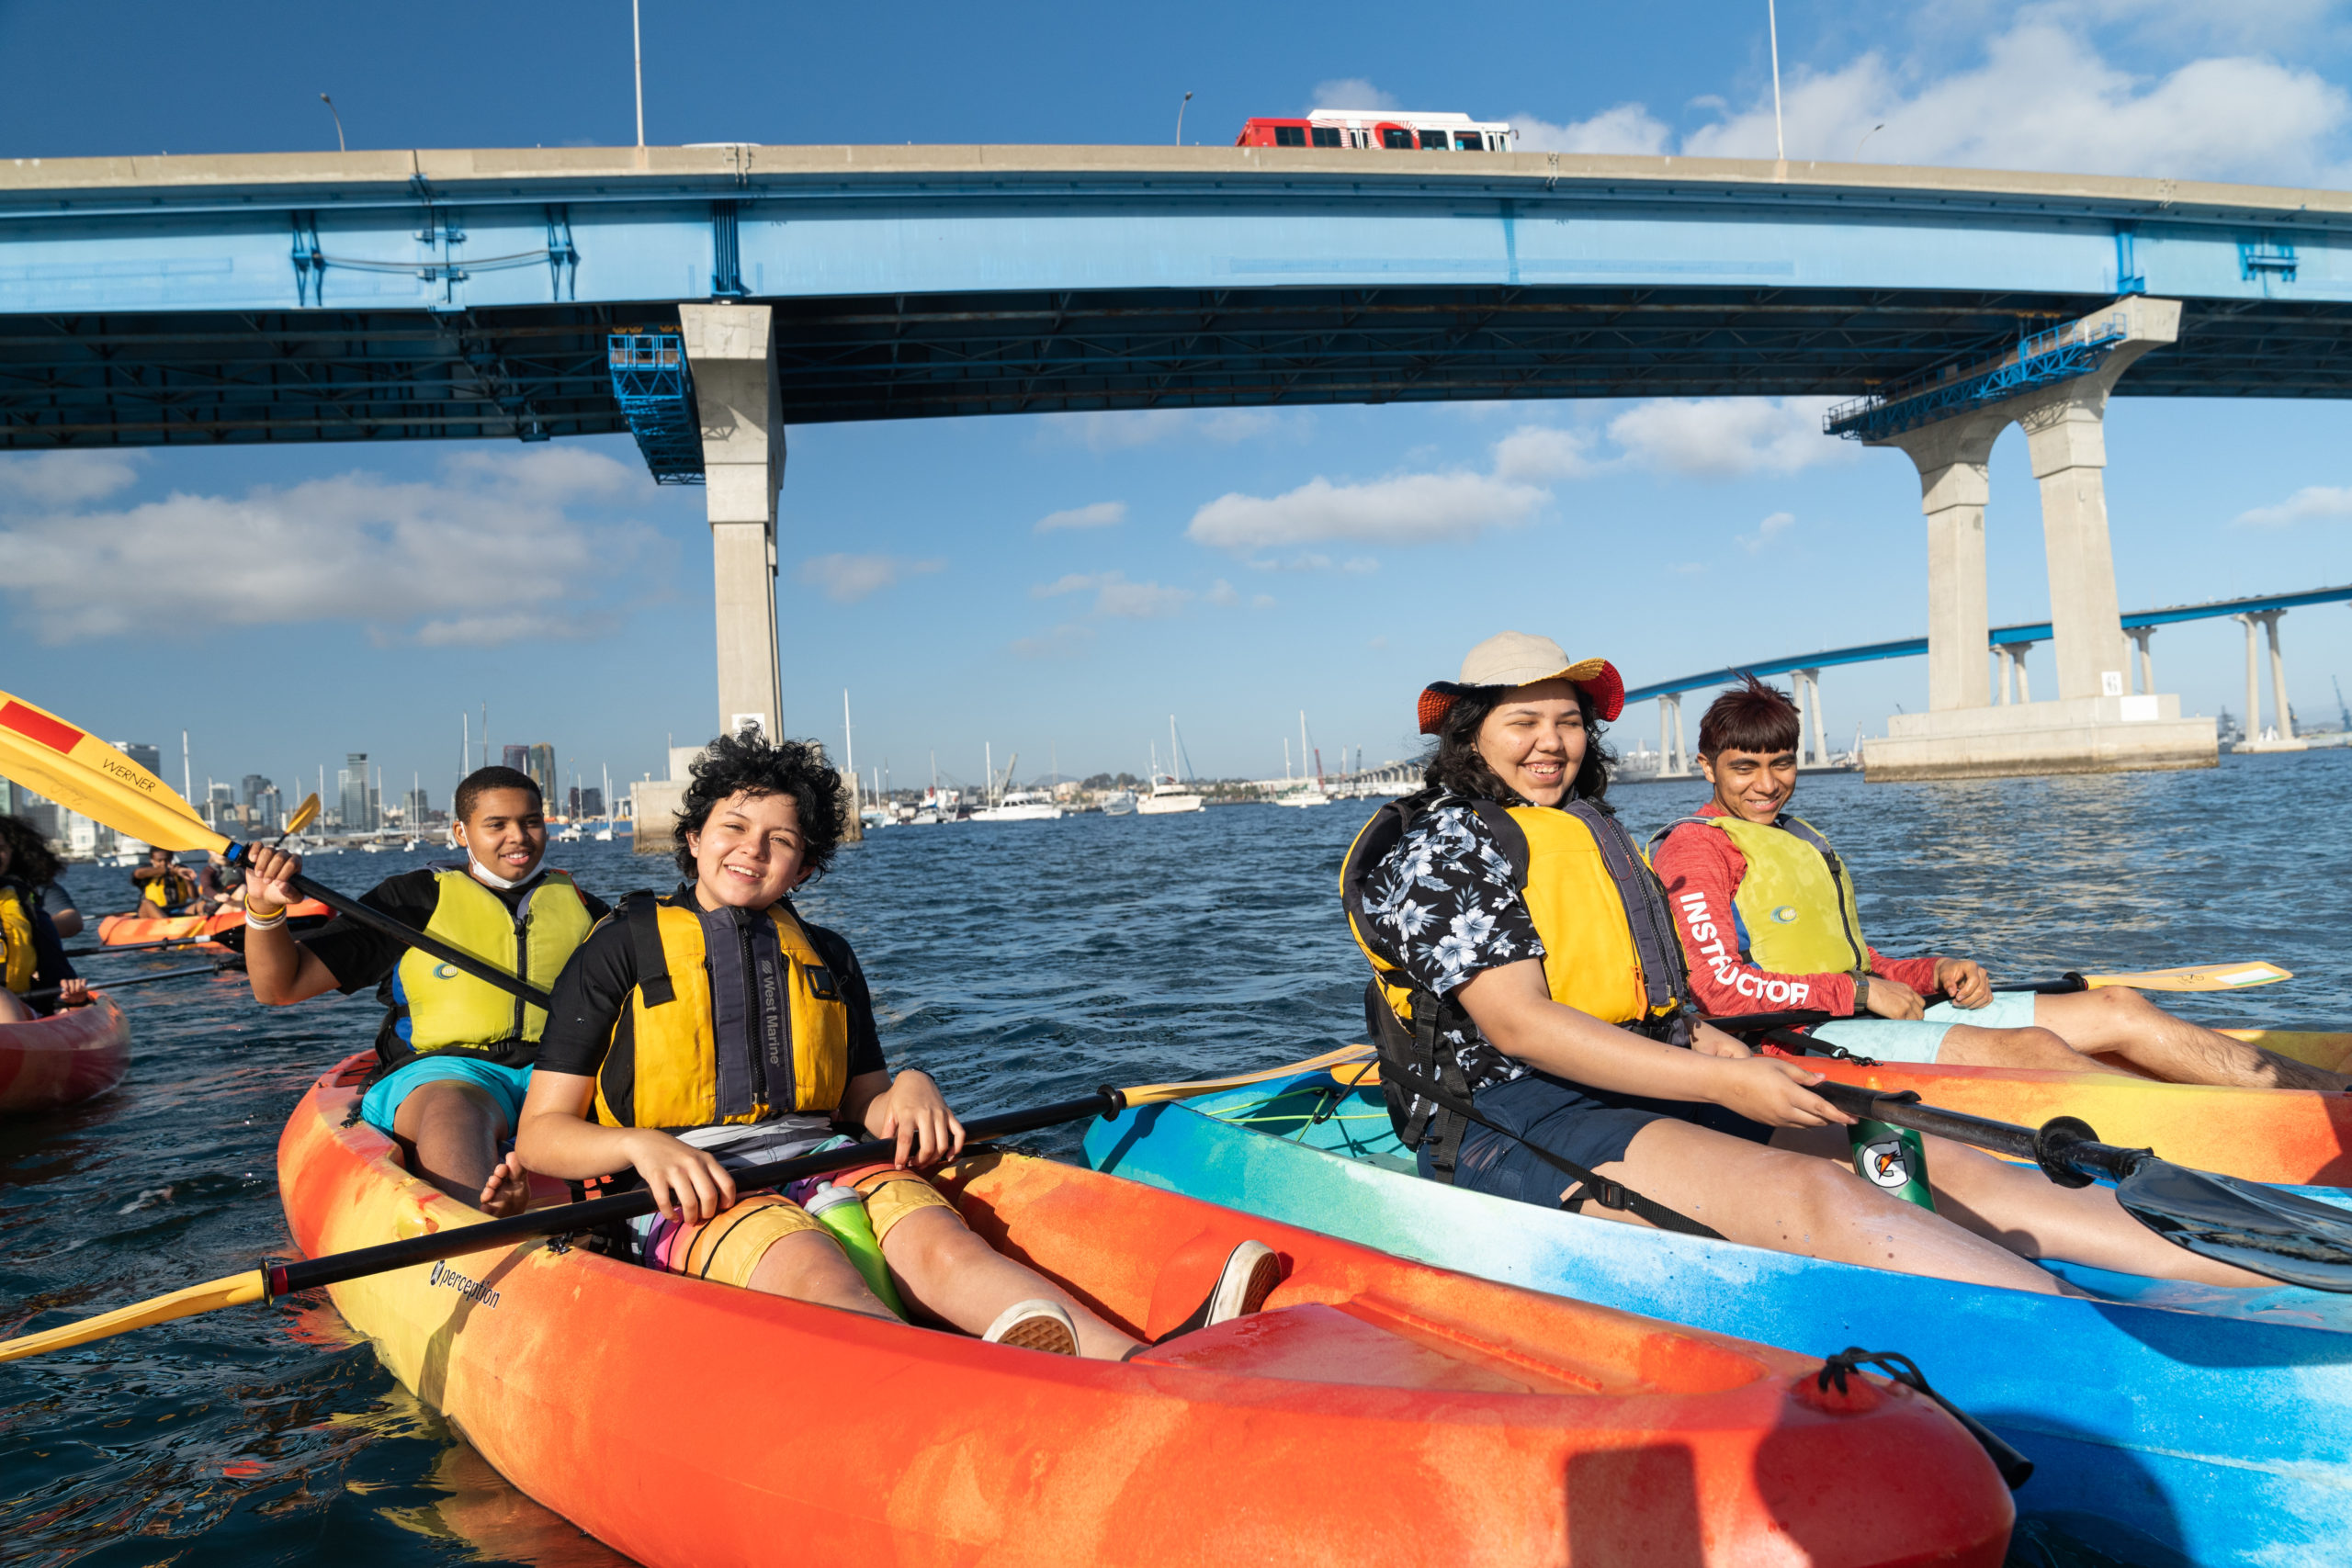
[1775,1125,2278,1289]
[390,1079,529,1217]
[1576,1119,2064,1293]
[877,1205,1145,1359]
[0,989,31,1023]
[1933,1022,2136,1076]
[2036,987,2351,1090]
[744,1229,901,1320]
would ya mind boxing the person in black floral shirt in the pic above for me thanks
[1348,630,2274,1295]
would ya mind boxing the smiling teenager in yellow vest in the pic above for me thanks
[519,729,1275,1358]
[1340,630,2278,1296]
[1651,676,2346,1090]
[241,766,610,1216]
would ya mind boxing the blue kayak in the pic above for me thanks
[1083,1070,2352,1568]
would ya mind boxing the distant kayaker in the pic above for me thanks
[1651,675,2347,1091]
[0,814,87,1022]
[1341,631,2278,1292]
[130,846,201,917]
[518,728,1277,1358]
[239,765,607,1219]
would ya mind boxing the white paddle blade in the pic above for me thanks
[2085,963,2291,993]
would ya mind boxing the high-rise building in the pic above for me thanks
[570,785,604,818]
[114,741,163,776]
[241,774,278,832]
[340,752,372,833]
[502,744,530,774]
[402,786,432,827]
[526,743,557,804]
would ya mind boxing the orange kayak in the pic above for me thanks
[1803,1031,2352,1186]
[278,1055,2013,1567]
[0,997,129,1114]
[96,898,333,949]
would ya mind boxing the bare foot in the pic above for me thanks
[478,1150,532,1218]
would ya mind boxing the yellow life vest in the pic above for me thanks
[141,865,194,911]
[594,895,853,1131]
[1344,795,1688,1034]
[391,866,594,1059]
[1665,813,1869,977]
[1,883,36,995]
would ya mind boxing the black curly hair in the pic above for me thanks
[0,814,64,890]
[673,729,846,883]
[1419,684,1615,807]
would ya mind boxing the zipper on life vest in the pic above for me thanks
[1822,851,1868,973]
[740,916,768,1110]
[510,892,532,1043]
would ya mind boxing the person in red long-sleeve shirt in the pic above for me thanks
[1651,677,2347,1089]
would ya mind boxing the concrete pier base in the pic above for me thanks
[1862,695,2215,782]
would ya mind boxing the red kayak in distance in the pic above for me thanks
[0,997,129,1115]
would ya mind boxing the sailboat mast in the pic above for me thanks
[1168,716,1181,784]
[843,691,854,776]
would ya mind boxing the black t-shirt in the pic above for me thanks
[6,877,74,1014]
[535,886,887,1098]
[304,865,611,1066]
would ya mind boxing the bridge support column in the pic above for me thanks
[682,301,785,741]
[2233,611,2308,752]
[2127,627,2155,694]
[1658,694,1688,777]
[1791,669,1827,766]
[1856,297,2213,782]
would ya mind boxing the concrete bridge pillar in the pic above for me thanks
[2126,627,2155,694]
[2234,611,2309,752]
[1792,669,1827,765]
[1658,694,1688,776]
[680,301,785,741]
[1879,413,2002,713]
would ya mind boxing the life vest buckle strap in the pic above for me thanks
[625,895,675,1007]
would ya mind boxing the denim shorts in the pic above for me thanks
[358,1055,533,1135]
[1807,990,2040,1063]
[1424,1069,1772,1207]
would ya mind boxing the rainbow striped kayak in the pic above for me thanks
[1083,1067,2352,1568]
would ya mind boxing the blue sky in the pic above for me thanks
[5,1,2351,800]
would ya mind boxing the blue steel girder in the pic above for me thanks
[1822,318,2130,440]
[5,147,2352,451]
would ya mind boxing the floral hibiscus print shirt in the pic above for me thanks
[1358,795,1542,1093]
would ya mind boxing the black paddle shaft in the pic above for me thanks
[220,843,555,1012]
[26,958,241,1004]
[1806,1077,2133,1185]
[263,1089,1125,1299]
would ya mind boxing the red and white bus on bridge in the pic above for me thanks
[1235,109,1516,152]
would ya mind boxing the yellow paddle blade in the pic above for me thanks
[283,793,321,836]
[0,690,223,855]
[1124,1043,1376,1107]
[0,1269,267,1363]
[2082,962,2292,993]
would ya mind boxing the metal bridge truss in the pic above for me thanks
[605,332,703,484]
[1823,318,2129,441]
[6,287,2352,453]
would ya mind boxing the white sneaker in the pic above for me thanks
[1204,1240,1281,1327]
[981,1299,1078,1356]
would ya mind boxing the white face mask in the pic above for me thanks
[465,853,542,892]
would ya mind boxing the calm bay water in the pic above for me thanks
[5,747,2347,1565]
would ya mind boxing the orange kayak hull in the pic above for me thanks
[96,899,332,948]
[0,997,129,1114]
[277,1055,2011,1568]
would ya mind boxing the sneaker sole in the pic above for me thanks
[1212,1245,1282,1325]
[989,1314,1078,1356]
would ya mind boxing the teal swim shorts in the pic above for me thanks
[1806,989,2040,1064]
[358,1055,533,1135]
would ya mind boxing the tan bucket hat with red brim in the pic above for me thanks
[1418,631,1625,735]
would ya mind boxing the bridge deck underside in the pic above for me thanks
[6,286,2351,448]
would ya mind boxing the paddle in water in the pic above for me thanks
[0,693,552,1011]
[0,1044,1380,1362]
[23,957,244,1005]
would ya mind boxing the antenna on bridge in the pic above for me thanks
[319,95,345,155]
[1765,1,1785,161]
[632,0,646,149]
[1177,91,1193,147]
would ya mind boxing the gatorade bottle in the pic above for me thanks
[802,1183,909,1318]
[1848,1119,1936,1212]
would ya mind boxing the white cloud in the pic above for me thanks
[1034,500,1126,533]
[1510,103,1673,155]
[1251,593,1278,609]
[1188,471,1547,549]
[1309,78,1399,112]
[1207,579,1240,605]
[1493,424,1599,483]
[0,446,658,646]
[1030,570,1192,618]
[1011,623,1095,660]
[1740,511,1798,554]
[0,450,146,508]
[2233,485,2352,527]
[797,552,945,603]
[1604,398,1851,479]
[1675,18,2349,183]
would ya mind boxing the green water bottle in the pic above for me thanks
[1848,1120,1937,1212]
[802,1182,909,1319]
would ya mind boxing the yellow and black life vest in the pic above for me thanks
[593,893,852,1131]
[389,865,594,1065]
[140,864,197,912]
[1655,813,1869,978]
[1340,792,1692,1179]
[1,880,37,995]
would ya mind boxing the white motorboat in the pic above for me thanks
[1137,717,1205,814]
[1273,784,1332,807]
[1100,790,1137,817]
[1275,710,1333,807]
[971,791,1063,822]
